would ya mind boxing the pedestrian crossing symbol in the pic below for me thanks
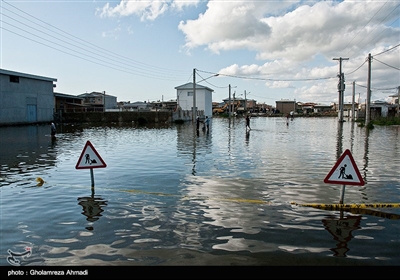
[75,140,107,169]
[324,149,364,186]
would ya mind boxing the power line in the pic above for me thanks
[342,0,389,58]
[0,1,188,80]
[355,82,398,91]
[373,43,400,56]
[197,69,336,83]
[1,1,187,74]
[343,1,400,61]
[361,3,400,51]
[342,43,399,76]
[346,59,368,75]
[1,0,398,95]
[372,58,400,71]
[2,26,179,80]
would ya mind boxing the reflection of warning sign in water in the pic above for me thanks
[324,149,364,186]
[322,215,361,257]
[75,141,107,169]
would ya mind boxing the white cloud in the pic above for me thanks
[101,25,123,39]
[178,1,273,53]
[179,1,399,73]
[171,0,201,11]
[196,1,397,103]
[266,80,292,89]
[96,0,200,21]
[91,1,400,103]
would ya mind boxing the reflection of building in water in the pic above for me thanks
[176,122,212,176]
[322,214,361,257]
[78,193,108,224]
[0,125,57,172]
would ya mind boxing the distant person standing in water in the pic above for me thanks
[51,122,57,137]
[196,116,200,131]
[246,115,251,130]
[204,116,210,132]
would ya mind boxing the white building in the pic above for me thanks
[175,83,214,119]
[0,68,57,125]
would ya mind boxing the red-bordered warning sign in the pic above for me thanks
[324,149,364,186]
[75,140,107,169]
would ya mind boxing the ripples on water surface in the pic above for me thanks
[0,117,399,267]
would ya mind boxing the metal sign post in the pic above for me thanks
[339,185,346,204]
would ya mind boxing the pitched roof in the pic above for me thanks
[174,82,214,92]
[0,68,57,82]
[78,91,117,98]
[54,92,83,99]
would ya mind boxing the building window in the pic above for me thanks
[10,75,19,83]
[187,92,193,97]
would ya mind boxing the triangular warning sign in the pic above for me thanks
[75,140,107,169]
[324,149,364,186]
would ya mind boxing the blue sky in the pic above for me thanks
[1,0,399,106]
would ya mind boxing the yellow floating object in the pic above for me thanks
[345,207,400,220]
[122,189,175,197]
[291,202,400,209]
[36,177,45,186]
[291,202,400,220]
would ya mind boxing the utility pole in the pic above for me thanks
[333,57,349,122]
[397,86,400,117]
[352,81,355,121]
[192,68,196,122]
[244,90,247,113]
[233,92,236,116]
[294,98,296,113]
[228,84,231,118]
[366,53,372,127]
[103,91,106,112]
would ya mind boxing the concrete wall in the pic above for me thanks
[276,101,296,115]
[60,111,173,125]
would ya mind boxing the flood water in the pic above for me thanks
[1,116,399,269]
